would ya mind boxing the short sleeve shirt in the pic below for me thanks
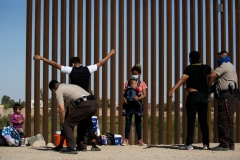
[214,62,238,90]
[55,84,90,108]
[61,64,97,74]
[124,80,147,95]
[183,63,212,92]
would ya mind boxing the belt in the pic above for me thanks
[70,96,88,108]
[221,90,230,94]
[72,94,96,107]
[75,96,88,105]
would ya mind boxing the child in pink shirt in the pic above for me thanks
[10,103,25,138]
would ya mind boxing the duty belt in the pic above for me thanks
[70,96,87,108]
[70,94,96,108]
[75,96,88,105]
[220,90,230,94]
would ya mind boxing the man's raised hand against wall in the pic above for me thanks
[33,55,42,60]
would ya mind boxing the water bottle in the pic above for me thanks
[21,138,25,146]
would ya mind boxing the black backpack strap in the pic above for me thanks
[137,80,142,101]
[137,80,141,87]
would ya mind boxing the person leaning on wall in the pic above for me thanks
[168,51,212,150]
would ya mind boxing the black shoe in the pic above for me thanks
[77,148,87,152]
[211,145,229,151]
[229,144,235,150]
[137,113,143,117]
[60,147,78,154]
[91,145,101,151]
[52,145,63,151]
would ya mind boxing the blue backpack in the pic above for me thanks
[1,124,21,146]
[124,80,141,102]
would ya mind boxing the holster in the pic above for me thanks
[215,88,221,99]
[70,94,96,108]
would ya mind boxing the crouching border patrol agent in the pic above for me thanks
[208,51,238,151]
[49,80,98,154]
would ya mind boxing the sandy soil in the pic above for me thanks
[0,143,239,160]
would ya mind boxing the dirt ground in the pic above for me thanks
[0,143,239,160]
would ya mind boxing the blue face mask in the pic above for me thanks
[217,56,230,66]
[131,75,139,79]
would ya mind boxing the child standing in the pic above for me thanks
[10,103,25,138]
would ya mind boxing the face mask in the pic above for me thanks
[131,75,139,79]
[217,56,230,66]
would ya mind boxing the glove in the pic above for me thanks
[60,124,64,132]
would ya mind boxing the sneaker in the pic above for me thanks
[179,144,193,150]
[77,148,87,152]
[203,144,210,150]
[137,112,144,117]
[211,145,229,151]
[59,147,78,154]
[137,140,146,146]
[52,145,63,151]
[91,145,101,151]
[229,144,235,150]
[121,139,129,146]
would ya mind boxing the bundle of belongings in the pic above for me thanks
[0,122,21,146]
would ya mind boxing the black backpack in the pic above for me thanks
[105,133,115,145]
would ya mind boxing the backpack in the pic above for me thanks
[125,80,141,102]
[105,133,115,145]
[0,121,10,146]
[125,88,138,102]
[1,124,21,146]
[0,129,8,146]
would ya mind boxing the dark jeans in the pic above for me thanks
[125,111,142,140]
[63,100,98,148]
[185,92,209,145]
[77,118,96,149]
[124,101,143,114]
[217,92,237,147]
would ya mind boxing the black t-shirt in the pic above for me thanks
[183,63,212,93]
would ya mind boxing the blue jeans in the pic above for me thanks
[125,112,142,140]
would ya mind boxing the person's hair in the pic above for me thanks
[49,80,59,90]
[128,79,137,86]
[69,57,81,66]
[217,51,229,56]
[131,64,142,74]
[189,51,200,64]
[13,103,22,112]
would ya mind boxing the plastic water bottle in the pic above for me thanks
[96,121,100,136]
[21,138,25,146]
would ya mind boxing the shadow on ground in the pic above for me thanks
[144,144,205,150]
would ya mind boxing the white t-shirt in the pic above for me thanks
[61,64,97,74]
